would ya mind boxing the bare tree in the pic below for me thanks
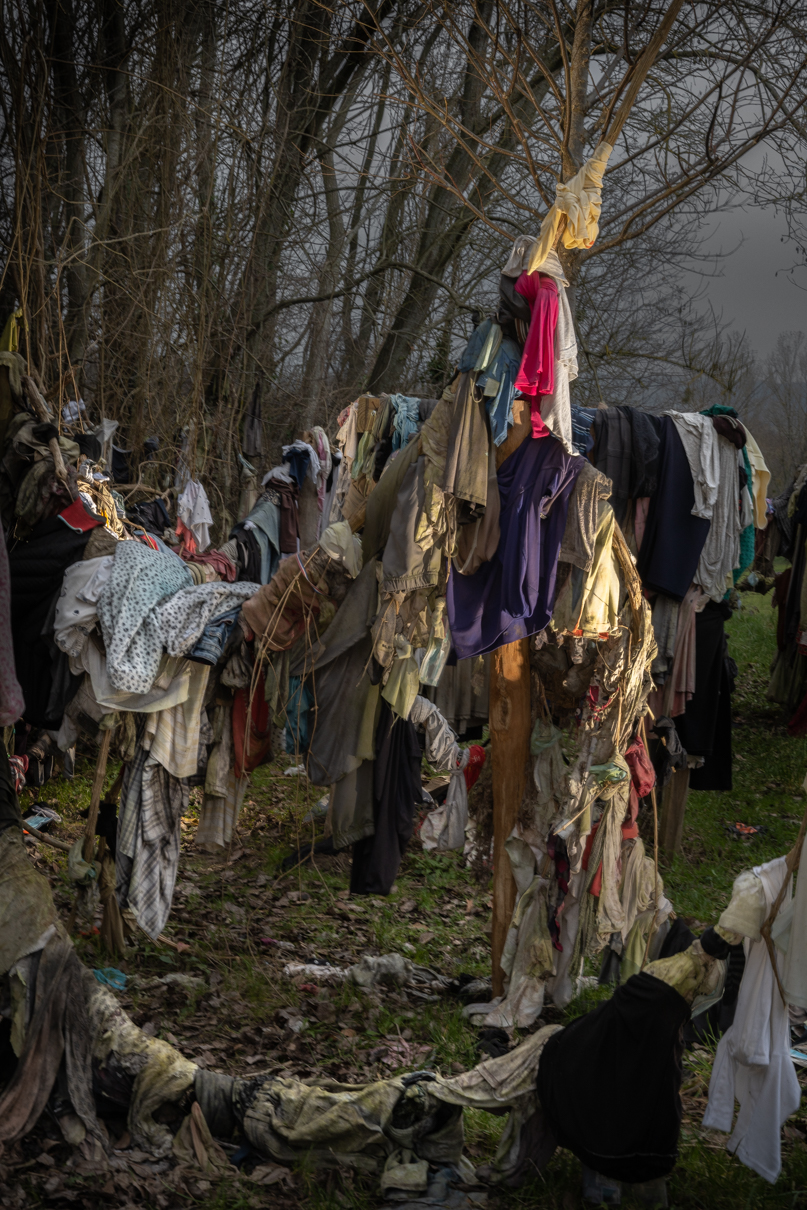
[0,0,805,536]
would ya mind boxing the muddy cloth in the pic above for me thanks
[537,972,689,1183]
[9,512,94,726]
[0,930,103,1151]
[350,700,423,896]
[590,407,660,528]
[673,602,732,791]
[443,371,490,524]
[0,817,56,974]
[289,559,378,787]
[636,416,711,602]
[773,568,791,652]
[0,739,23,838]
[447,436,582,660]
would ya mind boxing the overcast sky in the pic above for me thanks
[684,190,805,361]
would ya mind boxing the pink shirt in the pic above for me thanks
[513,271,559,438]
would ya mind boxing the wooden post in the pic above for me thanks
[83,729,112,863]
[489,637,531,997]
[659,765,689,856]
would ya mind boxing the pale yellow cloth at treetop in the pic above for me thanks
[527,142,614,273]
[744,428,771,530]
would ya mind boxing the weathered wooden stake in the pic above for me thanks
[489,637,531,997]
[659,765,689,856]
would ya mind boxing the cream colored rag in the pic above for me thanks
[528,141,614,273]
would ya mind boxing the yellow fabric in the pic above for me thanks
[744,429,771,530]
[552,501,619,638]
[0,309,23,353]
[527,142,613,273]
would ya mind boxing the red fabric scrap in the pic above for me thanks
[58,498,102,533]
[233,667,272,778]
[463,744,486,792]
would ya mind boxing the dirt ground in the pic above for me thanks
[5,590,807,1209]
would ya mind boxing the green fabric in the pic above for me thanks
[361,435,421,562]
[0,829,56,977]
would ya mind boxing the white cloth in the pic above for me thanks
[694,433,742,601]
[177,479,213,553]
[262,466,293,487]
[703,857,801,1183]
[155,582,259,657]
[666,412,720,520]
[318,521,363,578]
[54,556,114,658]
[539,287,577,456]
[76,640,194,715]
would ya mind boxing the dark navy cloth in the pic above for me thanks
[447,435,582,659]
[570,405,596,456]
[189,606,242,666]
[636,415,710,602]
[284,448,311,491]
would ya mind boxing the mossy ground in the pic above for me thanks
[8,587,807,1208]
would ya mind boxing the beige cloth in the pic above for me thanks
[745,428,771,530]
[527,142,614,272]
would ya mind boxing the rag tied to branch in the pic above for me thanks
[528,142,614,274]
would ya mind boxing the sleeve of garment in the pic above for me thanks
[744,429,772,530]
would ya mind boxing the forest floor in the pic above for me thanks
[4,587,807,1209]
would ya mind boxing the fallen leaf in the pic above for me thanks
[247,1163,292,1186]
[417,930,435,944]
[113,1131,131,1151]
[400,898,417,913]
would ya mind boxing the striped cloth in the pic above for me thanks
[116,743,189,940]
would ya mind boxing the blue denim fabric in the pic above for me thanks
[459,320,493,373]
[284,675,314,754]
[480,338,522,447]
[189,605,241,666]
[388,394,421,452]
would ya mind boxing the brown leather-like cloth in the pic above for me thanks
[241,548,333,652]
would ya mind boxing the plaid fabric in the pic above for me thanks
[116,744,189,939]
